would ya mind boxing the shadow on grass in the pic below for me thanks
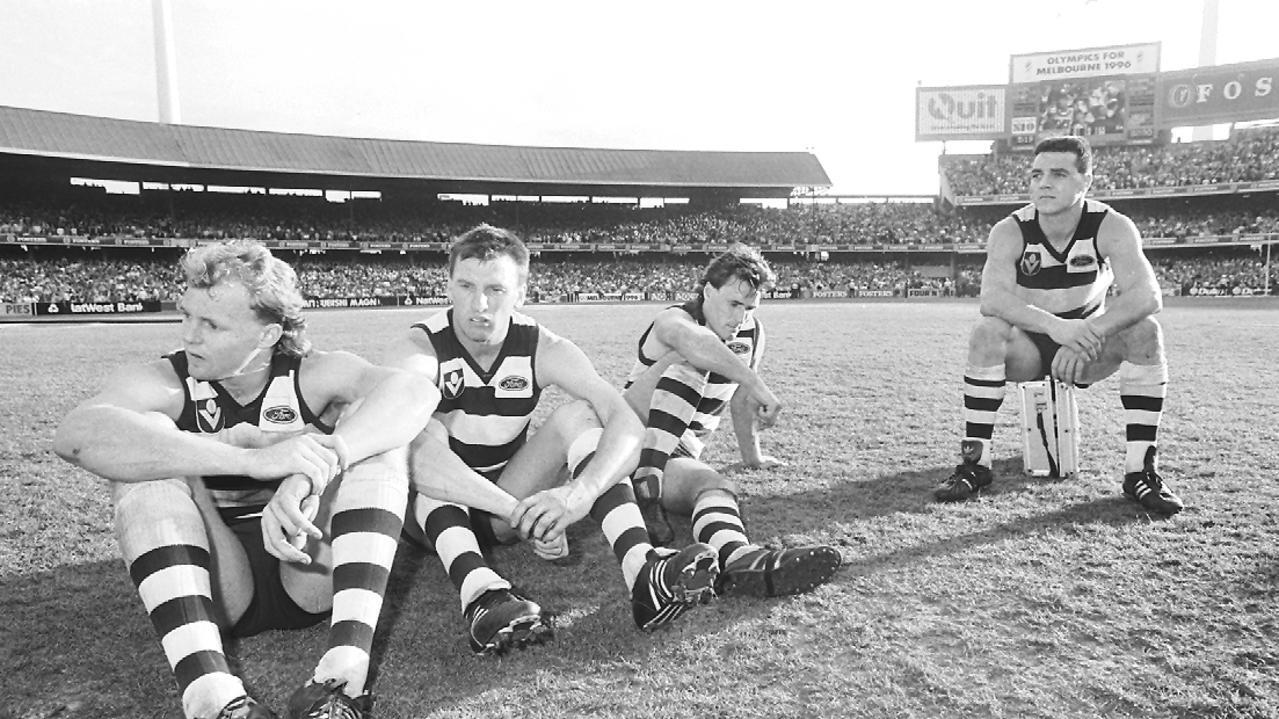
[6,460,1160,718]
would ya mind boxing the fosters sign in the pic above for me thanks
[1156,58,1279,126]
[915,86,1007,140]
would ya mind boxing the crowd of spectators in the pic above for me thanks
[4,128,1279,303]
[0,192,991,249]
[2,250,1272,305]
[944,126,1279,196]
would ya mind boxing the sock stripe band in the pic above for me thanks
[332,507,403,539]
[129,545,210,587]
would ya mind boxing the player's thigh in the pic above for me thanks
[278,469,354,614]
[1004,327,1048,382]
[496,400,600,500]
[182,478,257,626]
[661,457,733,515]
[1076,316,1162,385]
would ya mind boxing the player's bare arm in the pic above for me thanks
[512,328,644,541]
[979,218,1103,359]
[260,349,440,556]
[383,329,522,521]
[651,307,781,419]
[1089,212,1162,337]
[299,349,439,472]
[54,360,341,488]
[727,322,781,468]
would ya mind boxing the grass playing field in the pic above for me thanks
[3,299,1278,719]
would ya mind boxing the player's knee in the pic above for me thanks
[546,398,601,436]
[111,477,195,524]
[1122,316,1163,348]
[343,445,409,493]
[970,316,1013,350]
[689,468,735,496]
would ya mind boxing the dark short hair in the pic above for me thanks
[701,244,776,292]
[1034,135,1092,175]
[448,224,530,281]
[180,239,310,357]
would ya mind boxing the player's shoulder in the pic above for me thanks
[414,308,451,333]
[987,214,1025,248]
[300,348,365,371]
[1092,200,1141,242]
[91,357,186,413]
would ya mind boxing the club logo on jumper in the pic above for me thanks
[727,341,751,355]
[263,405,298,425]
[442,368,465,400]
[498,375,529,391]
[1069,254,1097,268]
[197,398,224,433]
[1020,250,1042,276]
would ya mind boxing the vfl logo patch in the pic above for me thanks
[1069,254,1097,268]
[1020,251,1042,276]
[726,341,751,355]
[442,368,465,400]
[196,398,224,433]
[263,405,298,424]
[498,375,529,391]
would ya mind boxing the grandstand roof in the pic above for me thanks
[0,106,830,196]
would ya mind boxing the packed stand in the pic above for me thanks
[944,126,1279,196]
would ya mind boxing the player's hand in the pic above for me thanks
[242,434,343,492]
[724,455,786,473]
[512,485,585,544]
[749,385,783,429]
[262,473,322,564]
[1051,347,1090,386]
[531,532,570,561]
[1048,318,1104,361]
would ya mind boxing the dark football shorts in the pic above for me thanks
[1023,330,1091,389]
[1024,330,1060,380]
[224,511,329,638]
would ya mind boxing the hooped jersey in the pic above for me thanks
[167,351,330,520]
[411,309,543,477]
[624,297,764,456]
[1011,199,1115,319]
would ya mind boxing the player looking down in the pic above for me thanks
[622,245,842,598]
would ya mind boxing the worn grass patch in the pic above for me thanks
[2,299,1277,718]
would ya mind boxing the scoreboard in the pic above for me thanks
[1008,73,1157,149]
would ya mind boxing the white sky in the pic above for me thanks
[2,0,1277,195]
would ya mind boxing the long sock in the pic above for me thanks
[632,363,709,500]
[1120,361,1168,473]
[416,493,509,611]
[589,478,655,592]
[963,363,1006,467]
[115,479,243,719]
[313,454,408,697]
[691,489,764,569]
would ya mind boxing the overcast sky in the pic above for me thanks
[2,0,1277,195]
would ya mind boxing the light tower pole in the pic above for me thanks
[153,0,181,124]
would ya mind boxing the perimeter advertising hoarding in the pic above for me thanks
[1008,73,1157,149]
[915,86,1007,141]
[1155,58,1279,126]
[1010,43,1161,84]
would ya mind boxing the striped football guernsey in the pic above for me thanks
[1011,198,1115,320]
[624,298,763,459]
[167,350,331,520]
[411,309,542,476]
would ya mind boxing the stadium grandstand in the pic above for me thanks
[1,103,1277,321]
